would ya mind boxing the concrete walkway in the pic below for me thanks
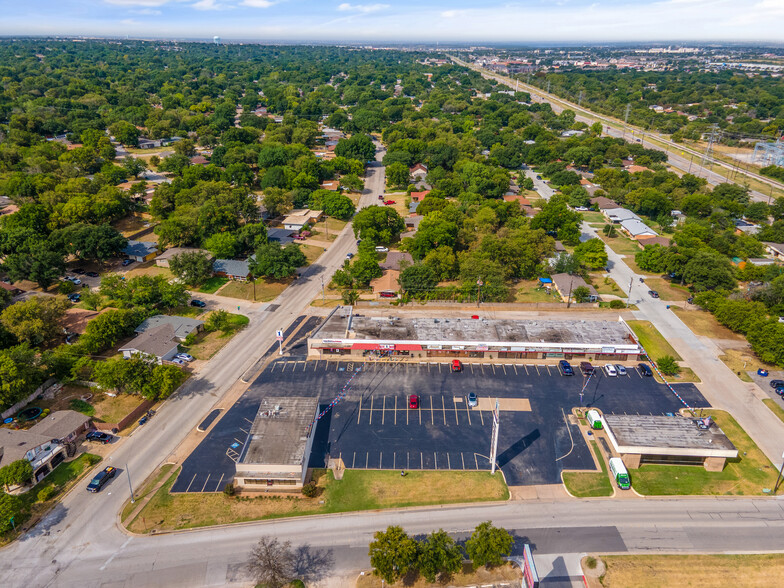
[581,221,784,467]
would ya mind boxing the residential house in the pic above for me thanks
[503,194,532,211]
[320,181,340,191]
[410,190,430,202]
[213,258,251,281]
[370,270,400,299]
[550,273,599,303]
[404,215,423,233]
[29,410,92,444]
[60,308,99,336]
[734,220,760,236]
[636,236,671,249]
[621,219,658,239]
[748,258,775,266]
[282,209,324,231]
[0,282,23,296]
[119,324,180,363]
[156,247,213,268]
[190,155,209,166]
[627,165,653,174]
[603,208,641,224]
[135,315,205,342]
[123,240,159,262]
[409,163,428,180]
[267,228,295,245]
[763,242,784,261]
[590,196,619,210]
[380,252,413,272]
[408,201,419,214]
[0,428,67,485]
[670,209,686,225]
[554,241,567,253]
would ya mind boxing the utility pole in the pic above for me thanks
[627,276,633,306]
[566,278,574,309]
[546,80,551,94]
[623,104,631,139]
[126,464,135,504]
[699,124,720,177]
[476,279,483,307]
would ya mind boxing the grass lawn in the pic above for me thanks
[309,217,347,241]
[198,276,229,294]
[581,211,607,224]
[643,277,691,301]
[513,279,561,303]
[217,277,292,302]
[299,243,324,265]
[763,398,784,424]
[597,554,784,588]
[123,264,173,280]
[124,468,508,533]
[672,308,747,342]
[92,392,145,425]
[718,348,774,383]
[180,313,249,360]
[356,562,521,588]
[562,441,613,497]
[596,233,642,257]
[662,367,701,384]
[631,410,779,496]
[112,214,153,237]
[588,274,625,297]
[624,258,658,277]
[167,304,205,318]
[626,320,683,361]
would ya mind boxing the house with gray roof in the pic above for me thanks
[620,219,658,238]
[29,410,92,443]
[119,324,180,363]
[135,314,204,342]
[123,240,159,262]
[156,247,213,268]
[549,273,599,303]
[213,258,251,281]
[267,228,295,245]
[603,208,641,224]
[380,251,414,271]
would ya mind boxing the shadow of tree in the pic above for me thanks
[293,544,335,583]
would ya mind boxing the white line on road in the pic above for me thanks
[99,537,133,571]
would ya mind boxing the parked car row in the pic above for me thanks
[558,360,651,377]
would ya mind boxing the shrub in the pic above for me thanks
[301,482,318,498]
[223,482,235,496]
[184,332,196,346]
[86,454,101,466]
[585,556,597,569]
[41,408,50,418]
[69,398,95,416]
[657,355,680,375]
[58,281,76,295]
[37,486,57,503]
[609,299,626,309]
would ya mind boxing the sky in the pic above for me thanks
[1,0,783,44]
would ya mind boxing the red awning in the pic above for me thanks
[351,343,380,350]
[393,344,422,351]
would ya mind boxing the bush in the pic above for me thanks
[223,482,235,496]
[657,355,680,375]
[609,299,626,309]
[41,408,50,418]
[86,454,101,466]
[69,398,95,416]
[58,281,76,295]
[184,332,196,346]
[585,556,597,569]
[301,482,317,498]
[37,485,57,503]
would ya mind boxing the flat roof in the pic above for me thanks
[603,414,737,458]
[239,397,319,466]
[311,308,637,350]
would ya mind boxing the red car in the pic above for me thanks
[451,359,462,372]
[384,200,396,205]
[408,394,419,409]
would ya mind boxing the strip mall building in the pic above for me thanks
[307,307,644,362]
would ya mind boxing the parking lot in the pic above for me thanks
[173,358,709,491]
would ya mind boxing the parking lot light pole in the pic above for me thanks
[126,463,135,504]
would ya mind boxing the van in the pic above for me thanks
[586,409,603,430]
[375,246,389,253]
[608,457,631,490]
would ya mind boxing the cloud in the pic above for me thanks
[337,3,389,13]
[105,0,173,6]
[192,0,227,10]
[241,0,275,6]
[130,8,163,14]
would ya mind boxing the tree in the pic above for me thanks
[464,521,514,569]
[342,289,360,306]
[78,308,144,353]
[368,525,420,584]
[335,134,375,162]
[550,253,581,274]
[322,192,356,220]
[683,250,736,292]
[572,285,592,303]
[530,195,582,245]
[574,238,608,270]
[49,223,128,262]
[169,251,214,286]
[387,161,410,187]
[0,459,33,491]
[109,121,140,147]
[0,296,69,346]
[656,355,680,375]
[602,224,617,237]
[250,243,306,279]
[400,264,438,296]
[0,492,23,534]
[204,232,237,259]
[3,246,65,289]
[122,156,147,179]
[340,173,365,193]
[262,187,294,219]
[352,206,405,245]
[0,344,46,411]
[246,537,296,588]
[205,309,231,332]
[417,529,463,583]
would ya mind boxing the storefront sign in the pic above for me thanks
[380,344,395,350]
[451,345,465,350]
[476,344,489,351]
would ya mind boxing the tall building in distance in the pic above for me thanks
[213,36,221,45]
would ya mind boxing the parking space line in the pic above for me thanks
[407,452,410,470]
[302,362,307,371]
[351,452,356,468]
[365,452,369,468]
[393,453,396,470]
[201,474,211,492]
[430,396,434,425]
[479,406,485,426]
[461,453,466,469]
[420,452,423,469]
[379,452,382,469]
[214,473,224,492]
[394,395,397,425]
[357,397,362,425]
[441,395,447,425]
[513,364,518,375]
[382,395,386,426]
[369,395,374,425]
[447,453,451,469]
[502,364,506,375]
[535,365,541,375]
[474,454,479,469]
[434,452,438,469]
[453,397,459,425]
[524,364,529,375]
[184,473,197,492]
[281,362,288,372]
[465,401,472,425]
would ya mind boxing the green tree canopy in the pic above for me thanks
[368,525,420,584]
[465,521,514,569]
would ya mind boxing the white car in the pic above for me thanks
[69,277,82,285]
[175,353,194,362]
[604,364,617,377]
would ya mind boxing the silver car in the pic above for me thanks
[615,364,627,376]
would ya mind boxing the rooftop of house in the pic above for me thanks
[156,247,213,262]
[603,208,641,222]
[123,240,159,257]
[549,273,599,298]
[371,270,400,294]
[267,228,295,244]
[636,236,671,247]
[0,428,56,466]
[135,315,204,340]
[119,324,179,358]
[239,397,319,466]
[620,218,658,237]
[590,196,620,210]
[213,258,251,277]
[380,251,414,271]
[29,410,92,440]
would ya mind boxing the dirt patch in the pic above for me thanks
[355,562,522,588]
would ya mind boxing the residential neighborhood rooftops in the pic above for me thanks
[119,324,179,359]
[135,315,204,340]
[29,410,92,440]
[549,273,599,299]
[156,247,212,262]
[371,270,400,294]
[590,196,619,210]
[380,251,413,271]
[0,428,56,466]
[123,240,158,258]
[621,218,658,237]
[603,208,641,223]
[213,258,251,278]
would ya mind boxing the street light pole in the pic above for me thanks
[628,276,633,306]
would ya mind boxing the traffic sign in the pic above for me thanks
[276,329,284,341]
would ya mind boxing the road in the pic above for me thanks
[0,142,387,588]
[450,56,782,203]
[579,221,784,466]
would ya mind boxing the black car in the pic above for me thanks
[775,387,784,397]
[72,268,85,275]
[769,380,784,389]
[85,271,99,278]
[190,299,207,308]
[86,431,113,444]
[648,290,659,299]
[68,293,81,302]
[558,360,574,376]
[580,361,594,376]
[87,466,116,493]
[638,363,653,377]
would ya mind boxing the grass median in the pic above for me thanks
[627,320,682,361]
[763,398,784,424]
[124,468,509,533]
[562,441,613,498]
[630,410,778,496]
[594,554,784,588]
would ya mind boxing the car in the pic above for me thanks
[467,392,478,407]
[769,380,784,389]
[87,466,116,493]
[384,200,396,205]
[345,252,354,259]
[67,293,81,302]
[638,363,653,377]
[293,235,306,241]
[648,290,659,298]
[775,387,784,397]
[175,353,194,362]
[580,361,594,376]
[615,364,627,376]
[379,291,396,298]
[574,206,589,211]
[69,277,82,285]
[378,194,384,200]
[536,175,542,180]
[122,259,134,266]
[190,299,206,308]
[408,394,419,409]
[86,431,113,444]
[687,297,694,304]
[85,271,99,278]
[171,358,186,365]
[451,359,462,372]
[604,364,617,377]
[72,268,85,275]
[375,246,389,253]
[558,360,574,376]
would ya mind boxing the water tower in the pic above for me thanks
[213,36,221,45]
